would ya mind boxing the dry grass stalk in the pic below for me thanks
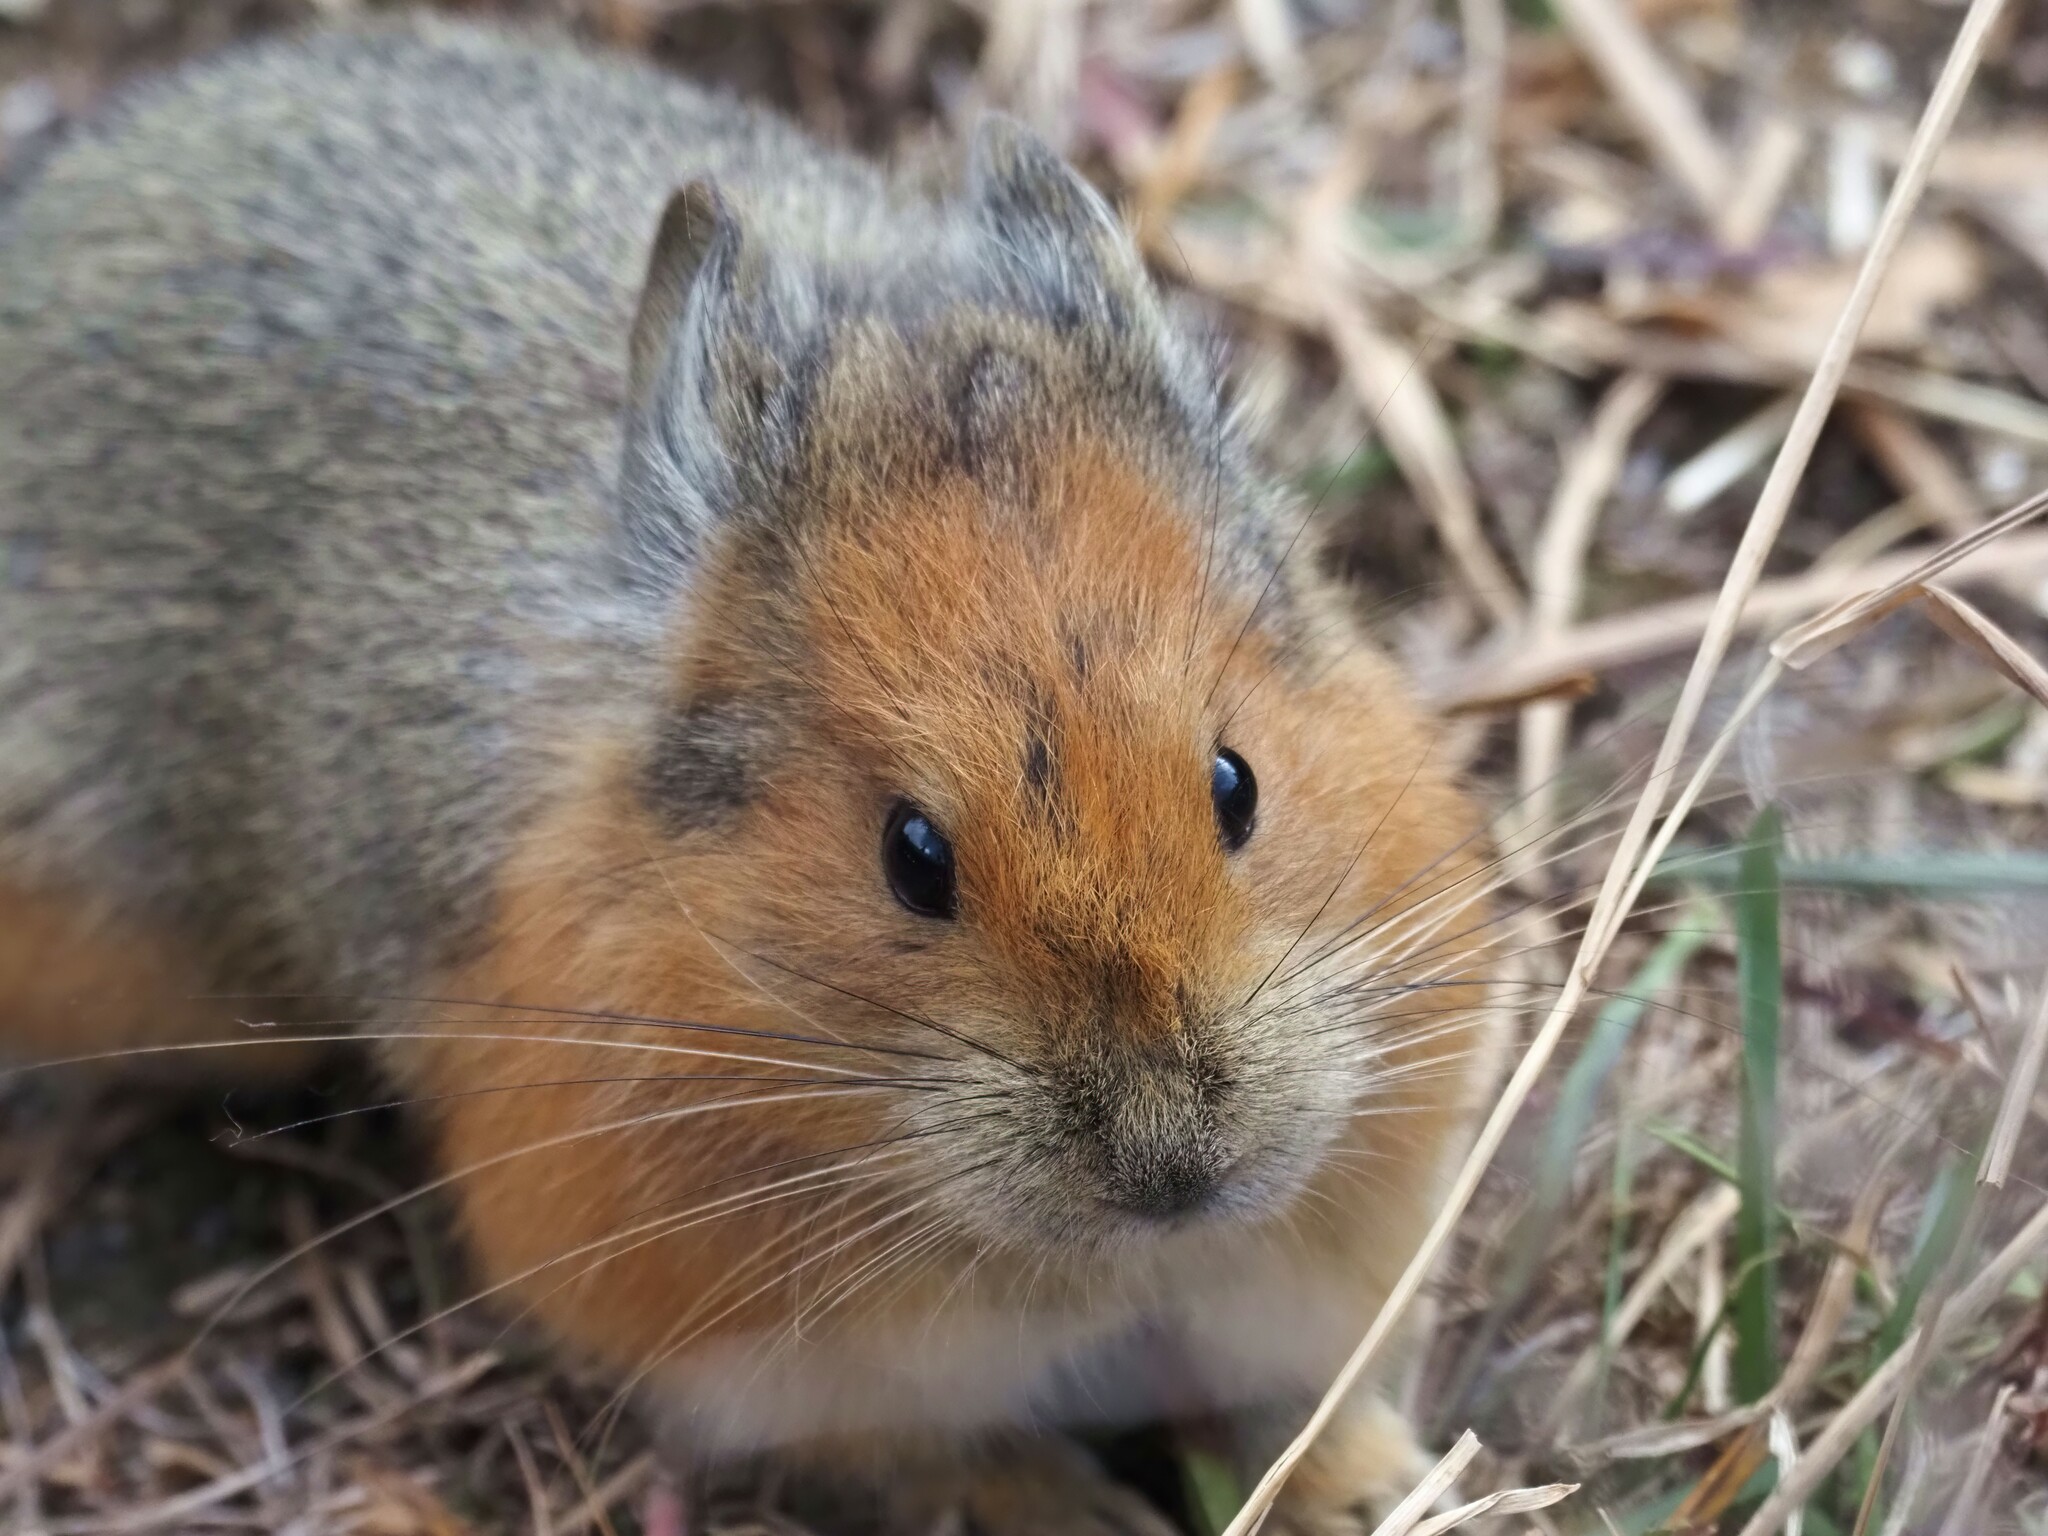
[1220,0,2018,1524]
[1731,1191,2048,1536]
[1778,977,2042,1536]
[1548,1184,1741,1442]
[1665,1422,1773,1531]
[1454,0,1506,250]
[1317,289,1524,631]
[1766,1410,1804,1536]
[0,1357,186,1506]
[1528,311,2048,444]
[1982,980,2048,1190]
[1580,1137,1903,1460]
[1715,115,1809,250]
[0,1116,83,1296]
[1365,1429,1480,1536]
[1914,585,2048,708]
[554,1451,655,1536]
[1403,1478,1579,1535]
[1132,63,1239,249]
[1294,137,1525,633]
[1438,525,2048,709]
[1931,1384,2016,1536]
[1547,0,1729,215]
[1229,0,1304,95]
[1844,401,1983,538]
[1772,487,2048,669]
[1661,394,1798,519]
[1517,369,1665,842]
[509,1421,556,1536]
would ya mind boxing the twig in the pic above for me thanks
[1435,526,2048,708]
[553,1451,656,1536]
[1932,1385,2015,1536]
[1549,0,1730,215]
[1455,0,1506,250]
[1716,116,1808,250]
[1514,370,1663,861]
[1985,978,2048,1192]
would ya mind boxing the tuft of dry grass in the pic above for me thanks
[3,0,2047,1533]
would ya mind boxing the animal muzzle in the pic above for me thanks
[1086,1053,1233,1220]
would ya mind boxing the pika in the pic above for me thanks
[0,17,1506,1533]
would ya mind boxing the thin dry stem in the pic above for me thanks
[1732,1192,2048,1536]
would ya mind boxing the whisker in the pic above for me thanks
[1238,734,1443,1015]
[195,990,948,1062]
[184,1081,923,1354]
[692,932,1021,1072]
[288,1143,928,1417]
[0,1028,930,1088]
[229,1069,954,1144]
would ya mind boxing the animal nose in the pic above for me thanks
[1095,1088,1230,1220]
[1069,1021,1233,1220]
[1101,1141,1226,1219]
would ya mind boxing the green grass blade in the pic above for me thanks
[1871,1147,1977,1365]
[1438,912,1715,1426]
[1180,1448,1243,1536]
[1733,804,1784,1403]
[1590,1114,1642,1433]
[1645,1120,1741,1185]
[1660,1291,1734,1420]
[1655,847,2048,894]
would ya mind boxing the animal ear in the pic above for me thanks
[628,181,737,409]
[968,115,1137,276]
[617,181,750,585]
[617,182,817,587]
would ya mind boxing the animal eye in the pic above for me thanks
[1212,748,1257,851]
[883,800,958,919]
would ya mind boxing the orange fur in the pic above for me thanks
[397,438,1499,1425]
[0,883,320,1081]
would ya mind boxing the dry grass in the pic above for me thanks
[3,0,2047,1533]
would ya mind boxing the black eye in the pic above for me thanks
[1212,748,1257,851]
[883,800,958,919]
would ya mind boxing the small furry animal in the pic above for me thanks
[0,18,1506,1531]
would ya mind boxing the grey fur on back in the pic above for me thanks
[0,19,913,993]
[0,16,1265,1003]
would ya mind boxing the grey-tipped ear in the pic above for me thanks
[618,181,819,589]
[628,181,736,409]
[968,114,1131,262]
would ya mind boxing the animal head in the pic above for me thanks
[537,120,1495,1272]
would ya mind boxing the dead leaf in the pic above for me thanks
[1706,224,1981,368]
[1659,1423,1771,1532]
[1916,583,2048,706]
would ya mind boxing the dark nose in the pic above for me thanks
[1101,1137,1226,1219]
[1092,1066,1230,1220]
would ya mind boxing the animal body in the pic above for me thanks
[0,18,1506,1531]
